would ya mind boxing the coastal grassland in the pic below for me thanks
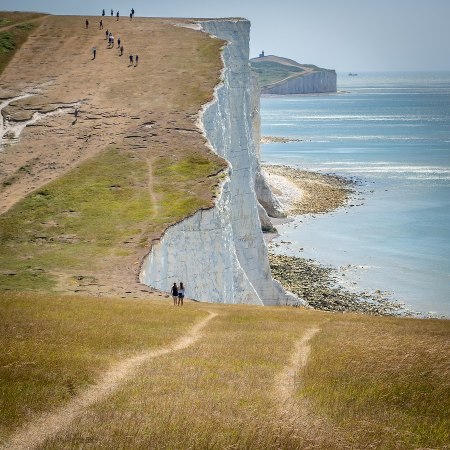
[1,298,448,449]
[0,148,153,290]
[43,304,331,449]
[0,12,44,75]
[0,146,225,292]
[303,315,450,449]
[0,291,206,441]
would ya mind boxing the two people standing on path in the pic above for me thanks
[129,54,139,67]
[171,282,185,306]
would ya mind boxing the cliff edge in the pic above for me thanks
[140,20,294,306]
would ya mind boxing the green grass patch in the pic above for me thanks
[0,291,206,441]
[0,148,153,290]
[0,21,37,74]
[152,154,223,223]
[250,61,304,87]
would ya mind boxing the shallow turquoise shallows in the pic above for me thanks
[261,72,450,317]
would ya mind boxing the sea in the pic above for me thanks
[260,72,450,317]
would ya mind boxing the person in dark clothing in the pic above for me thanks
[102,9,105,16]
[92,47,96,59]
[131,8,135,16]
[177,282,185,306]
[111,9,113,16]
[129,12,133,20]
[105,29,108,39]
[99,20,103,29]
[135,54,139,66]
[117,37,121,48]
[171,283,178,306]
[178,282,184,306]
[119,45,124,56]
[85,19,89,29]
[129,54,134,65]
[116,11,119,20]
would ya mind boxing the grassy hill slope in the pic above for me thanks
[1,291,449,449]
[0,14,226,298]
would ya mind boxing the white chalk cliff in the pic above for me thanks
[140,19,296,306]
[262,70,337,95]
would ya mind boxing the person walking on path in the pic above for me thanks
[117,36,121,48]
[171,283,179,306]
[119,45,124,56]
[92,47,96,59]
[129,12,133,20]
[111,9,113,16]
[99,20,103,29]
[102,9,105,16]
[131,8,135,16]
[105,29,108,40]
[177,282,185,306]
[116,11,119,20]
[135,54,139,66]
[85,19,89,29]
[129,54,134,66]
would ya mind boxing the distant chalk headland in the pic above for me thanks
[250,52,337,95]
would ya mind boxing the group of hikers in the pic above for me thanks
[171,282,185,306]
[86,8,139,66]
[102,8,135,20]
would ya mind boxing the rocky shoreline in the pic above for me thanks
[263,165,422,317]
[260,136,304,144]
[269,253,415,316]
[263,164,355,215]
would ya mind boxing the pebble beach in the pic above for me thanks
[263,163,418,317]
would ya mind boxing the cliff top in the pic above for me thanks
[0,12,227,298]
[250,54,335,88]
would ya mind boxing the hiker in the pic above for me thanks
[135,54,139,66]
[129,54,134,65]
[85,19,89,29]
[177,282,185,306]
[74,107,79,118]
[111,9,113,16]
[171,283,178,306]
[92,47,96,59]
[110,35,114,47]
[116,11,119,20]
[119,45,124,56]
[105,29,108,39]
[131,8,135,16]
[99,20,103,29]
[129,12,132,20]
[102,9,105,16]
[117,36,121,48]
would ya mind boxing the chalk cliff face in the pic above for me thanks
[140,19,289,306]
[262,70,337,95]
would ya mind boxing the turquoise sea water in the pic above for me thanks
[261,72,450,316]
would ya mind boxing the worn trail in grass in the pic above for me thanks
[2,308,217,450]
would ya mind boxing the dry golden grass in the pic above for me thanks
[303,315,450,449]
[1,295,449,449]
[0,291,206,442]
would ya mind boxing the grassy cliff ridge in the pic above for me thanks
[0,13,226,298]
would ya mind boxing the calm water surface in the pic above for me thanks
[261,72,450,316]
